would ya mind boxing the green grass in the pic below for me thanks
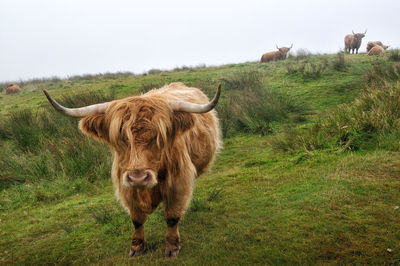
[1,138,399,264]
[1,52,400,264]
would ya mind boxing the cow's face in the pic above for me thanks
[353,33,365,40]
[278,47,291,57]
[79,97,193,189]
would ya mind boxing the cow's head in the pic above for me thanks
[276,44,293,57]
[352,30,367,40]
[43,84,221,189]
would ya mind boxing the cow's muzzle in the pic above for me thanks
[123,169,157,189]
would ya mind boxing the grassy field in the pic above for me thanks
[1,52,400,265]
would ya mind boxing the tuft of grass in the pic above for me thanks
[365,62,400,87]
[0,90,114,189]
[7,109,42,152]
[270,80,400,152]
[218,71,306,136]
[286,58,329,80]
[332,52,347,71]
[388,49,400,62]
[147,69,163,75]
[288,48,313,60]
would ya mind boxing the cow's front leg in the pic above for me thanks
[128,208,147,257]
[163,185,193,258]
[165,216,181,258]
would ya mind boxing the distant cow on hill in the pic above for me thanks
[5,84,21,94]
[366,41,389,53]
[344,30,367,54]
[260,44,293,63]
[367,45,387,56]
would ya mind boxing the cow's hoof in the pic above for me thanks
[128,248,145,258]
[164,248,180,258]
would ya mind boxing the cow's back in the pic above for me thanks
[260,51,280,63]
[344,34,353,48]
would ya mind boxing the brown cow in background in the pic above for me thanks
[366,41,389,52]
[367,45,387,56]
[344,30,367,54]
[43,82,222,258]
[5,83,21,94]
[260,44,293,63]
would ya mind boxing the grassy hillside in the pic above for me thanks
[1,52,400,265]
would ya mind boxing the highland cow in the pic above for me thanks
[344,30,367,54]
[5,84,21,94]
[43,82,222,258]
[260,44,293,63]
[367,45,386,56]
[366,41,389,52]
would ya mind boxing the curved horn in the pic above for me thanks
[43,89,109,118]
[352,30,355,34]
[169,84,221,113]
[276,44,279,49]
[290,43,293,48]
[363,29,367,34]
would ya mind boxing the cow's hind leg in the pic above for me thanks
[128,208,148,257]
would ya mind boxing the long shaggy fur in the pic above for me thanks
[78,82,221,256]
[344,33,366,54]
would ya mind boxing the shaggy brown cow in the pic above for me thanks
[43,82,222,258]
[5,83,21,94]
[367,45,386,56]
[260,44,293,63]
[366,41,389,52]
[344,30,367,54]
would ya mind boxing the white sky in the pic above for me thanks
[1,0,399,82]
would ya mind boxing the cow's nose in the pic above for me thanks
[123,169,157,188]
[127,169,149,181]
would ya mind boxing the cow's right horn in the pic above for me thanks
[43,89,109,118]
[352,30,355,34]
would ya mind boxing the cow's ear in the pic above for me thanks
[172,111,194,134]
[79,114,108,141]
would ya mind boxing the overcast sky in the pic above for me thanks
[1,0,399,82]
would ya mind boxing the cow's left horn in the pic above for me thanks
[169,84,221,113]
[43,89,109,118]
[290,43,293,48]
[363,29,367,34]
